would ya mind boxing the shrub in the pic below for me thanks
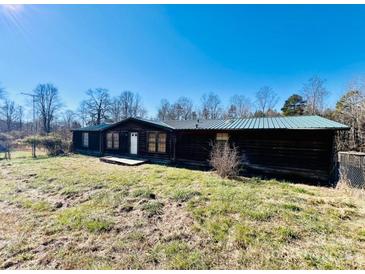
[0,133,13,160]
[209,141,240,178]
[7,130,28,140]
[40,136,65,156]
[23,136,43,148]
[23,135,70,156]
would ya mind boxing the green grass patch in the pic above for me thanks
[246,208,276,221]
[292,186,315,195]
[357,229,365,242]
[171,189,201,202]
[141,201,164,217]
[57,205,114,233]
[132,188,155,199]
[1,151,365,269]
[233,224,257,248]
[277,226,301,242]
[151,241,208,269]
[206,216,232,242]
[282,203,302,212]
[15,197,52,212]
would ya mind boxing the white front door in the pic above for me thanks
[130,132,138,154]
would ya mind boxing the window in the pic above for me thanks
[216,133,229,142]
[107,132,119,149]
[158,133,166,153]
[113,133,119,149]
[107,133,113,149]
[148,132,156,152]
[148,132,167,153]
[82,132,89,148]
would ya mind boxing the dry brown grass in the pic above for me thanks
[336,178,365,201]
[0,151,365,269]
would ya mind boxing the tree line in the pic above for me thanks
[0,74,364,151]
[157,76,330,120]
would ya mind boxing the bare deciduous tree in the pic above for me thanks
[118,90,147,119]
[1,100,17,131]
[255,86,279,115]
[157,97,194,121]
[34,83,62,134]
[77,101,89,127]
[56,109,80,139]
[335,88,365,151]
[62,110,77,129]
[226,95,252,118]
[81,88,111,125]
[302,76,329,115]
[200,92,222,119]
[157,99,171,121]
[172,97,194,120]
[0,86,5,101]
[266,108,281,117]
[110,97,122,122]
[17,105,23,130]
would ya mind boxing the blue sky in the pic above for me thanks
[1,4,365,118]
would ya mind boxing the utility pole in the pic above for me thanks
[21,92,37,158]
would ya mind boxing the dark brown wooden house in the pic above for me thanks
[72,116,349,184]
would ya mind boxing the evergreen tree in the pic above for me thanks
[281,94,306,116]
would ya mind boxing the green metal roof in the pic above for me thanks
[72,116,349,132]
[71,117,174,132]
[71,123,112,132]
[163,116,349,130]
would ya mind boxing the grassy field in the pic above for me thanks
[0,151,365,269]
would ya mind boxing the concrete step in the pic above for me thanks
[100,156,148,166]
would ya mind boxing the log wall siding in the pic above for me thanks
[72,119,338,183]
[73,131,101,155]
[174,129,335,181]
[174,131,214,162]
[103,120,173,160]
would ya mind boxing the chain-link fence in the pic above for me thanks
[338,151,365,188]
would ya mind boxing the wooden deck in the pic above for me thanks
[99,156,149,166]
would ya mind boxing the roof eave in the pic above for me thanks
[102,117,175,132]
[174,127,350,131]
